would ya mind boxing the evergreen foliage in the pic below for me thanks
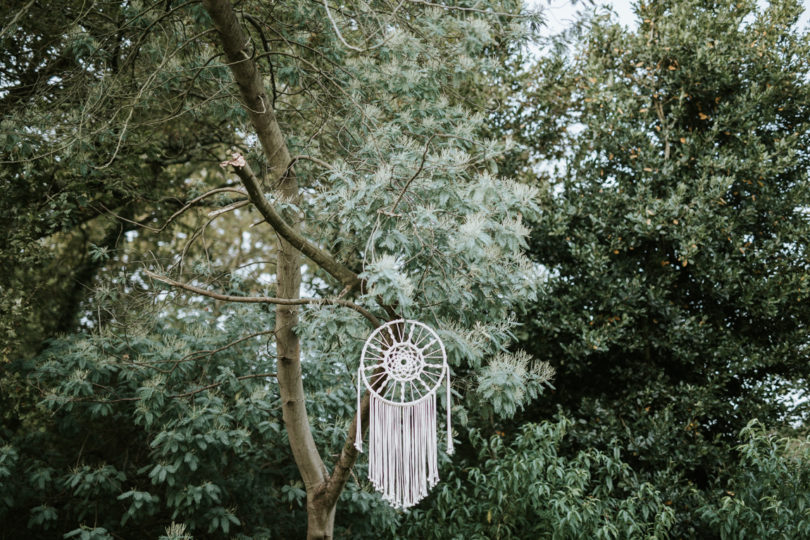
[2,309,400,538]
[514,0,810,536]
[401,419,676,539]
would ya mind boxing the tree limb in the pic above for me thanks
[202,0,290,180]
[62,372,278,404]
[231,162,361,291]
[122,328,279,375]
[96,187,247,233]
[387,135,434,215]
[143,269,380,327]
[171,372,278,399]
[655,101,671,160]
[0,0,35,39]
[288,154,335,174]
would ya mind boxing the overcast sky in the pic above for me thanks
[541,0,634,33]
[535,0,810,36]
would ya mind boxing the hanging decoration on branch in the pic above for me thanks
[355,318,453,508]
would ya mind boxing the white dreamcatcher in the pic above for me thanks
[354,318,453,508]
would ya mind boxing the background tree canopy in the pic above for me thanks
[1,0,809,539]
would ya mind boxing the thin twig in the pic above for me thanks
[272,154,335,190]
[387,135,434,215]
[96,187,247,232]
[60,373,278,404]
[288,154,334,172]
[322,0,395,52]
[171,372,277,398]
[406,0,525,17]
[207,199,250,218]
[655,101,671,160]
[243,14,278,108]
[0,0,35,39]
[118,329,279,375]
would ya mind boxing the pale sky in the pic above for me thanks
[535,0,810,36]
[541,0,635,33]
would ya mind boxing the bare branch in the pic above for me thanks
[288,154,335,174]
[655,101,671,160]
[406,0,525,17]
[322,0,395,52]
[207,199,250,218]
[60,373,278,404]
[0,0,35,39]
[171,372,277,399]
[97,187,248,233]
[119,329,279,375]
[143,269,380,327]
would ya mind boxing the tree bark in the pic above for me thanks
[201,2,340,537]
[307,498,337,540]
[233,164,360,290]
[201,2,384,537]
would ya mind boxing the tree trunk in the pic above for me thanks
[201,2,374,537]
[307,497,337,540]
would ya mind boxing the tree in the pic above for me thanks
[1,0,551,538]
[0,0,245,358]
[517,0,810,535]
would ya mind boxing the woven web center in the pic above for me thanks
[384,344,423,382]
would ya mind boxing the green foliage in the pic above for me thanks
[0,306,401,538]
[1,0,550,536]
[701,420,810,539]
[476,350,555,419]
[0,0,245,357]
[516,0,810,536]
[3,0,809,536]
[401,418,675,539]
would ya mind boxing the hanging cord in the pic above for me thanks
[355,208,385,454]
[361,215,382,285]
[446,366,454,455]
[355,366,363,452]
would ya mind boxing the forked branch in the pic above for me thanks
[230,161,361,291]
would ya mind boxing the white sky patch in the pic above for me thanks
[538,0,636,33]
[531,0,809,39]
[528,0,637,43]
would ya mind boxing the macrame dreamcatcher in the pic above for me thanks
[354,319,453,508]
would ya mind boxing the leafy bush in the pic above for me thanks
[699,420,810,539]
[401,418,675,539]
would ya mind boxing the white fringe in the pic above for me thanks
[354,365,363,453]
[367,393,439,509]
[354,370,454,509]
